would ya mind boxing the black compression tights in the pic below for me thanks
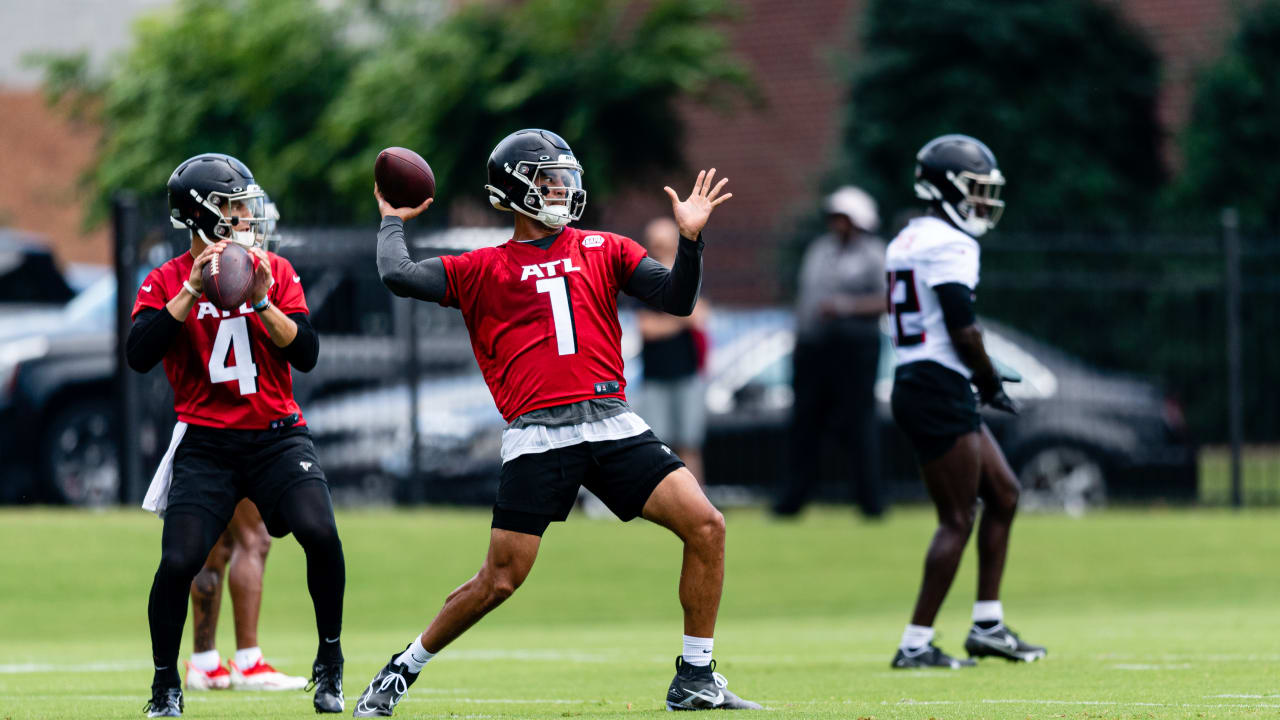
[148,509,223,687]
[275,481,346,664]
[146,483,345,688]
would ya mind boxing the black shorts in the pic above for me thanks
[167,424,328,538]
[891,361,981,464]
[492,430,685,536]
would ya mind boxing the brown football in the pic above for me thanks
[375,147,436,209]
[201,242,256,311]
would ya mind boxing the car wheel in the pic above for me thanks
[1015,443,1107,516]
[40,399,120,507]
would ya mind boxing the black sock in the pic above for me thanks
[148,510,222,688]
[974,619,1001,630]
[277,482,346,665]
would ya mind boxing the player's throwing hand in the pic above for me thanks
[375,183,433,222]
[247,246,274,304]
[664,169,731,240]
[188,241,229,295]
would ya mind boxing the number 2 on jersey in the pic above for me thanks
[536,276,578,355]
[887,269,925,346]
[208,316,259,395]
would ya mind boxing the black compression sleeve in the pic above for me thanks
[377,216,447,302]
[283,312,319,372]
[126,307,184,373]
[934,282,976,330]
[623,234,704,316]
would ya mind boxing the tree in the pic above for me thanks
[41,0,750,227]
[837,0,1163,233]
[1175,0,1280,233]
[316,0,750,225]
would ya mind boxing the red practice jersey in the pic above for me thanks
[440,226,648,421]
[132,250,309,429]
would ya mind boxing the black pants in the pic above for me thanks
[777,333,884,517]
[146,425,345,686]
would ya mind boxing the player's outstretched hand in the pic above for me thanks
[981,385,1019,415]
[188,241,228,294]
[664,168,731,240]
[376,183,433,222]
[247,246,273,304]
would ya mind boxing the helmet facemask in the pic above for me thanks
[171,184,271,248]
[915,168,1005,237]
[487,155,586,229]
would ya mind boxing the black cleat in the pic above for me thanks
[891,643,976,669]
[965,624,1047,662]
[352,650,419,718]
[308,660,344,713]
[665,657,762,711]
[144,684,183,717]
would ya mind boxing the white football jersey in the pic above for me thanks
[884,216,980,378]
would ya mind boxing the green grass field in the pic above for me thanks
[2,505,1278,719]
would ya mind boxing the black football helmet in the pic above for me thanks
[168,153,270,247]
[913,134,1005,237]
[485,129,586,228]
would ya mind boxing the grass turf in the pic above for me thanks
[1,505,1278,719]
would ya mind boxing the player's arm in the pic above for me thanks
[624,235,704,316]
[373,185,446,302]
[126,244,223,372]
[936,282,1016,414]
[245,248,318,371]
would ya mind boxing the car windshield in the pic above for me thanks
[62,275,116,329]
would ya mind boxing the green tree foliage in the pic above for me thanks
[41,0,748,227]
[1176,1,1280,232]
[52,0,355,225]
[839,0,1163,233]
[317,0,749,225]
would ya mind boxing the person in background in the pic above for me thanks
[636,217,710,484]
[775,186,887,519]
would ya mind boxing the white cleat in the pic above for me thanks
[229,658,309,691]
[184,660,231,690]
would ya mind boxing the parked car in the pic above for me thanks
[305,309,1197,512]
[0,230,75,308]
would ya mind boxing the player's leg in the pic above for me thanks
[146,426,241,717]
[223,500,309,689]
[185,529,233,691]
[354,446,580,717]
[248,426,345,712]
[147,508,227,716]
[964,424,1047,662]
[638,466,761,710]
[891,431,982,669]
[352,527,542,717]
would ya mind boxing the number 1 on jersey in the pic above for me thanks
[208,316,259,395]
[536,276,578,355]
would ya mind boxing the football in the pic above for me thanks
[201,242,256,311]
[375,147,436,209]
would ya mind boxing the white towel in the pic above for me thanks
[142,421,188,518]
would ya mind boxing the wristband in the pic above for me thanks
[252,296,272,312]
[182,281,201,299]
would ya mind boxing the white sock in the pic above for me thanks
[972,601,1004,625]
[682,635,714,667]
[234,647,262,670]
[900,624,934,650]
[394,637,435,674]
[190,649,221,672]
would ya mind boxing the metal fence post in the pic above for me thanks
[1222,207,1243,508]
[112,193,144,504]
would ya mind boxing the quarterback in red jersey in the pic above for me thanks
[128,154,346,716]
[351,129,760,715]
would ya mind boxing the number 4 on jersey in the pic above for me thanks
[208,316,259,395]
